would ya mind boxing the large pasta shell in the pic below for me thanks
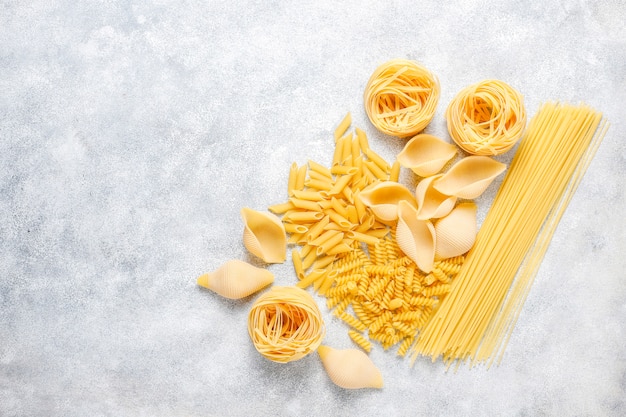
[395,200,436,273]
[318,345,383,389]
[414,174,457,220]
[197,259,274,299]
[397,134,457,177]
[358,181,417,222]
[434,202,477,259]
[241,207,287,263]
[433,156,506,199]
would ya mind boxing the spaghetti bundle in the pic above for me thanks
[364,59,440,137]
[411,102,607,367]
[446,80,526,155]
[248,286,325,363]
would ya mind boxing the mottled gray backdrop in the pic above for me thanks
[1,0,625,416]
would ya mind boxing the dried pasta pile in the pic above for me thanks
[269,114,466,355]
[364,59,440,138]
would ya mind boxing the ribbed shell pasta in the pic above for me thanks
[364,59,440,138]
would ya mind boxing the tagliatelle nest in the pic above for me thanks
[364,59,440,138]
[248,286,325,363]
[446,79,526,156]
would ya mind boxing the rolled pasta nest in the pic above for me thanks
[248,286,325,363]
[446,79,526,156]
[364,59,440,138]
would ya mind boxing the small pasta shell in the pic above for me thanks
[434,202,477,259]
[197,259,274,299]
[396,134,457,177]
[414,175,457,220]
[395,200,436,273]
[358,181,417,222]
[241,207,287,263]
[317,345,383,389]
[432,156,506,199]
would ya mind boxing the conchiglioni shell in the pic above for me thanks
[434,202,477,260]
[318,345,383,389]
[395,200,436,273]
[433,156,506,199]
[197,259,274,299]
[358,181,417,222]
[414,175,457,220]
[397,134,457,177]
[241,207,287,263]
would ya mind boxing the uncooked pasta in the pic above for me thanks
[248,286,325,363]
[410,102,608,368]
[446,79,526,156]
[364,59,440,137]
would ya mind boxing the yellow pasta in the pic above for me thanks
[287,162,298,196]
[446,79,526,156]
[364,59,440,137]
[348,330,372,353]
[248,286,325,363]
[334,112,352,142]
[411,102,607,368]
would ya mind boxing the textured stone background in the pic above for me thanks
[1,1,625,416]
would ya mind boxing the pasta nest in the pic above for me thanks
[248,286,325,363]
[364,59,440,138]
[446,79,526,156]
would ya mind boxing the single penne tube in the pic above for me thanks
[341,184,354,204]
[304,215,330,242]
[367,228,391,238]
[316,232,345,256]
[308,169,332,183]
[299,243,313,259]
[289,197,321,212]
[268,201,295,214]
[305,178,332,191]
[310,229,341,247]
[341,133,353,166]
[317,199,333,210]
[352,155,363,183]
[347,230,380,246]
[326,242,353,255]
[284,223,309,234]
[356,127,370,151]
[332,135,346,167]
[328,173,353,196]
[301,248,319,270]
[390,160,401,182]
[284,210,325,223]
[296,268,327,289]
[334,112,351,142]
[364,159,388,181]
[288,231,306,244]
[330,197,349,219]
[351,136,361,167]
[325,209,352,229]
[292,189,326,201]
[295,165,308,191]
[330,165,359,176]
[346,205,359,224]
[365,148,391,173]
[292,249,305,280]
[312,254,336,270]
[318,269,339,295]
[308,159,333,179]
[323,221,343,231]
[354,190,367,222]
[288,162,298,196]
